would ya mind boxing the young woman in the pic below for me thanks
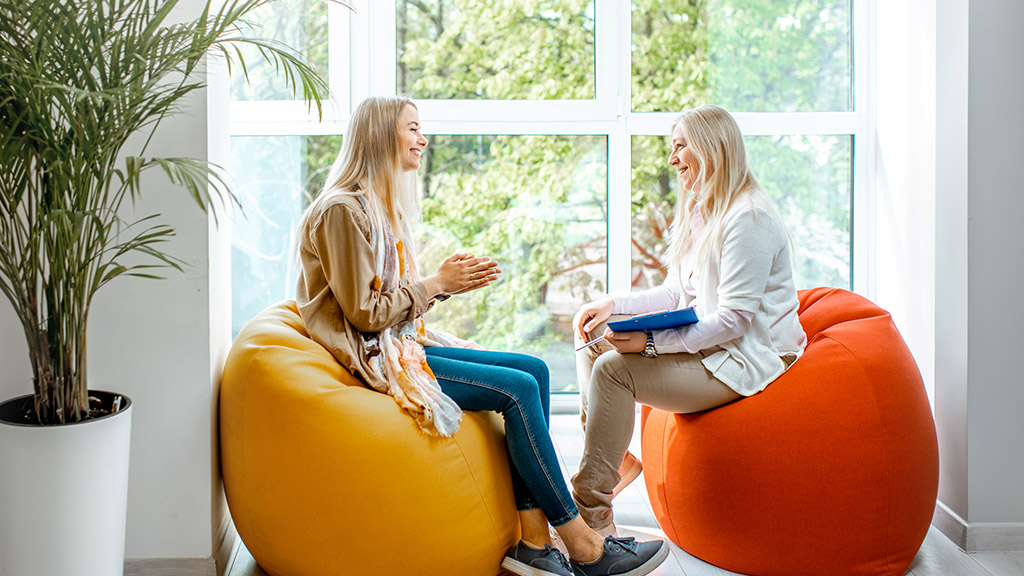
[295,96,668,576]
[572,105,807,535]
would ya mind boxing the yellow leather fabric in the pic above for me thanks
[220,300,519,576]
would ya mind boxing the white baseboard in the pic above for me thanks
[123,558,216,576]
[551,393,581,415]
[934,500,1024,551]
[122,519,238,576]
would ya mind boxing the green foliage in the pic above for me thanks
[399,0,595,99]
[705,0,851,112]
[629,1,707,288]
[417,135,606,351]
[394,0,604,372]
[630,136,678,289]
[631,0,709,113]
[0,0,333,424]
[629,0,853,289]
[746,135,851,288]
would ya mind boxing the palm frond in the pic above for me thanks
[0,0,342,424]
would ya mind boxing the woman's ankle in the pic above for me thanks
[553,516,605,563]
[519,509,553,549]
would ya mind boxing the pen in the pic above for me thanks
[575,334,606,352]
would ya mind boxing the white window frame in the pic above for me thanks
[227,0,873,405]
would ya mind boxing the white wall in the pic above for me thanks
[863,0,1024,549]
[963,0,1024,524]
[0,0,228,563]
[933,0,1024,544]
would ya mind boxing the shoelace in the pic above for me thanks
[604,536,639,555]
[543,544,573,572]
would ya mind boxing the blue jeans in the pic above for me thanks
[424,346,579,527]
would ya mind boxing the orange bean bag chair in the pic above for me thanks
[640,287,938,576]
[220,300,519,576]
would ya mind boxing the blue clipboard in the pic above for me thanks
[607,307,698,332]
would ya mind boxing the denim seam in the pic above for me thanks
[439,373,578,524]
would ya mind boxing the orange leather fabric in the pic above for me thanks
[641,287,939,576]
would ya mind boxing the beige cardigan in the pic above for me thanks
[295,193,434,391]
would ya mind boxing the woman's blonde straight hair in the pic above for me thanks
[300,95,421,261]
[664,104,760,269]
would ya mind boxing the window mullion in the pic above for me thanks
[612,0,632,294]
[367,0,396,97]
[327,2,351,115]
[348,1,370,107]
[421,120,615,136]
[853,0,875,297]
[607,121,631,294]
[628,112,862,137]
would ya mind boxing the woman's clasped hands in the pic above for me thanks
[427,252,501,298]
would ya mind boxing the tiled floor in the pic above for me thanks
[223,413,1024,576]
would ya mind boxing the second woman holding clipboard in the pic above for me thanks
[571,105,807,537]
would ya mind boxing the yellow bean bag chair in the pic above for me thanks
[220,300,520,576]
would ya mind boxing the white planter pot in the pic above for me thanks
[0,391,132,576]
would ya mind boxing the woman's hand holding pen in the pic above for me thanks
[574,297,645,354]
[425,253,501,299]
[574,297,614,340]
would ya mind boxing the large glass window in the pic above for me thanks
[631,0,852,113]
[396,0,596,99]
[229,0,330,101]
[418,135,606,390]
[229,134,340,335]
[227,0,865,394]
[630,134,851,290]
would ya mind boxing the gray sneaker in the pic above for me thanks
[569,536,669,576]
[502,541,574,576]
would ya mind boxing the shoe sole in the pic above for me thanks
[501,556,569,576]
[614,541,670,576]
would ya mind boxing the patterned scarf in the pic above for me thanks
[357,195,468,437]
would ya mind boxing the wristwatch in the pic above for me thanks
[641,330,658,358]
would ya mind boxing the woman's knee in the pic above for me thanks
[500,371,544,408]
[517,355,550,394]
[591,351,633,392]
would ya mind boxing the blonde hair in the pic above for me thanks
[301,95,421,258]
[664,104,760,268]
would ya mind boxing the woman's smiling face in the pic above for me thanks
[668,122,704,192]
[398,104,428,172]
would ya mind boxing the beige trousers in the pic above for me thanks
[570,315,742,530]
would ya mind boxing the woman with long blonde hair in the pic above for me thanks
[296,96,668,576]
[572,105,806,536]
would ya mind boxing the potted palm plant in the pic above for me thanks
[0,0,336,573]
